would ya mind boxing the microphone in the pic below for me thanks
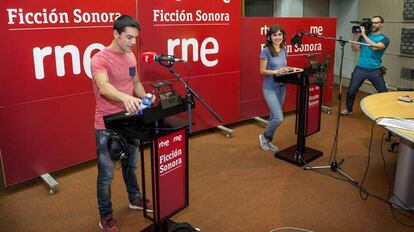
[350,20,361,24]
[291,33,303,46]
[291,30,310,46]
[141,52,186,63]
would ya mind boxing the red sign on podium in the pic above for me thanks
[153,128,188,221]
[306,85,321,136]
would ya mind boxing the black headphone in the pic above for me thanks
[168,222,199,232]
[267,33,272,43]
[107,133,129,165]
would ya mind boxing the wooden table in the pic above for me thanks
[360,91,414,210]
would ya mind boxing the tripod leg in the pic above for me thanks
[304,159,343,170]
[304,165,331,170]
[336,168,358,184]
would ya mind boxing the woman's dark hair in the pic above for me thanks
[265,25,287,57]
[113,15,141,34]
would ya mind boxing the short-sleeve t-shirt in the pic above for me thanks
[357,33,390,69]
[260,47,287,87]
[91,47,137,129]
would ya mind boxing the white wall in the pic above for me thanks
[275,0,304,17]
[329,0,414,91]
[304,0,329,17]
[329,0,359,85]
[358,0,414,90]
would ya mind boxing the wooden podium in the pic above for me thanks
[273,68,323,166]
[104,99,193,232]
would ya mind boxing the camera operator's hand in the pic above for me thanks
[352,31,360,40]
[352,30,361,51]
[360,26,366,36]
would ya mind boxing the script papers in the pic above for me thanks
[377,118,414,132]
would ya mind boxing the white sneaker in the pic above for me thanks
[267,142,280,152]
[340,109,352,116]
[259,134,270,151]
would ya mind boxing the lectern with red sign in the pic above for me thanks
[104,99,192,232]
[147,127,188,230]
[273,67,323,166]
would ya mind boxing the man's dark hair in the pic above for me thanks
[372,15,384,23]
[113,15,141,34]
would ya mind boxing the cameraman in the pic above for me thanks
[341,16,390,116]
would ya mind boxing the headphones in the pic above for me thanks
[107,133,129,165]
[267,33,272,43]
[168,222,199,232]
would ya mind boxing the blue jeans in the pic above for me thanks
[263,79,286,141]
[95,129,141,219]
[345,67,388,111]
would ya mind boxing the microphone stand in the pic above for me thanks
[297,32,371,185]
[159,61,224,134]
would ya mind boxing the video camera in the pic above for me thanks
[351,18,372,34]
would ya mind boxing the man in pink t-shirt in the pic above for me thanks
[91,15,153,232]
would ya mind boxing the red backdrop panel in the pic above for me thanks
[0,0,136,186]
[240,17,336,120]
[137,1,241,131]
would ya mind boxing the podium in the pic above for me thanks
[273,68,323,166]
[104,99,193,232]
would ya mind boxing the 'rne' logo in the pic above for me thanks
[32,43,104,80]
[32,36,220,80]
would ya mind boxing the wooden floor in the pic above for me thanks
[1,87,414,231]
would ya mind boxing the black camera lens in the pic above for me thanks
[352,26,361,33]
[351,18,372,33]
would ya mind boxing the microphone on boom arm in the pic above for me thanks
[291,30,308,47]
[291,30,322,47]
[141,52,186,64]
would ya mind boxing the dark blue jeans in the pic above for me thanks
[95,129,141,219]
[345,67,388,111]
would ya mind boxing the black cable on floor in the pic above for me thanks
[303,115,414,227]
[356,117,414,227]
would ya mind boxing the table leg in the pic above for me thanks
[391,138,414,210]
